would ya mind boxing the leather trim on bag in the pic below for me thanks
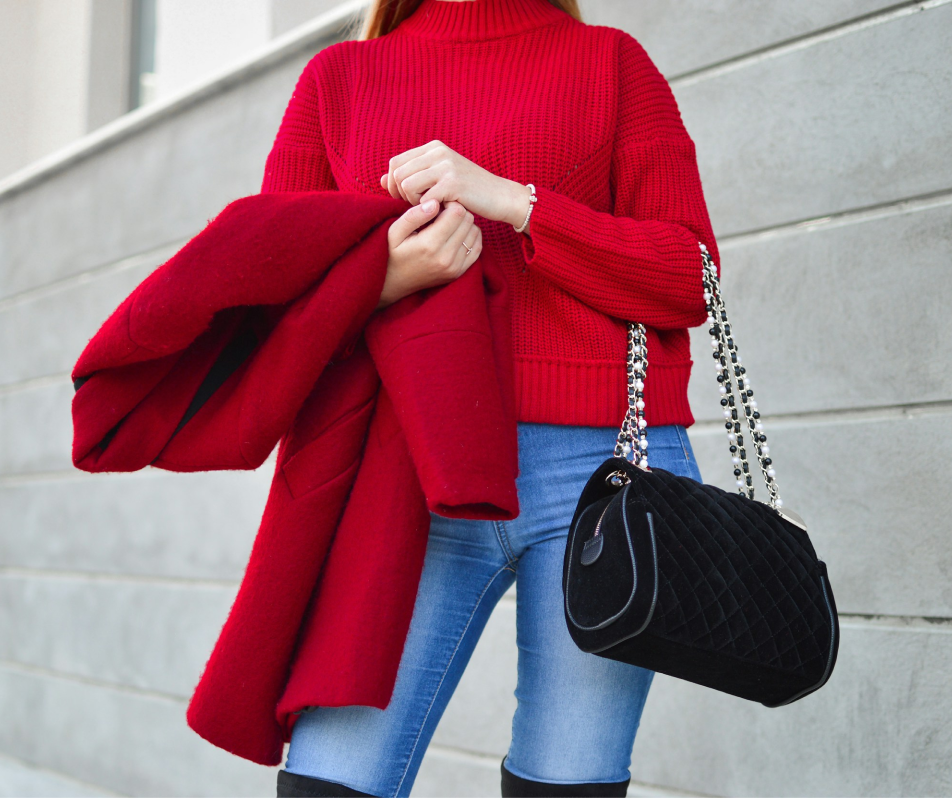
[766,572,839,707]
[583,510,660,654]
[565,483,638,631]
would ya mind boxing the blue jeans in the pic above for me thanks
[284,422,703,797]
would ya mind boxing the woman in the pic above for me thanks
[269,0,718,795]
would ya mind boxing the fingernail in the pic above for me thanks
[422,199,437,213]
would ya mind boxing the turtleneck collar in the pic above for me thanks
[395,0,570,42]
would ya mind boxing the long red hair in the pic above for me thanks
[344,0,583,41]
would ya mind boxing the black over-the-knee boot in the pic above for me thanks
[276,768,377,797]
[500,755,631,797]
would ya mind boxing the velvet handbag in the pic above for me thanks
[562,244,839,707]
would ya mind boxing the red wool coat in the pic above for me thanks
[70,190,520,765]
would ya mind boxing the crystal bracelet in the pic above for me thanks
[513,183,537,234]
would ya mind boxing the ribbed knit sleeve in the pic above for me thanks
[260,57,338,194]
[260,56,363,361]
[518,32,718,331]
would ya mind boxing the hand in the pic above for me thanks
[376,198,483,310]
[379,140,532,233]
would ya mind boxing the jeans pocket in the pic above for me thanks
[675,426,704,483]
[675,425,692,461]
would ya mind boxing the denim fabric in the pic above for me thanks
[284,422,703,797]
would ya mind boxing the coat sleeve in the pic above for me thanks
[517,32,719,331]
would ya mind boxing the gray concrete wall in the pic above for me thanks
[0,1,949,796]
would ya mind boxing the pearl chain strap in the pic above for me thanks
[613,243,784,511]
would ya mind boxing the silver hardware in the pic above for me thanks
[605,469,631,488]
[615,243,792,515]
[591,501,610,538]
[772,504,808,532]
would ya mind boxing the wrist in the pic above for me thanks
[376,279,398,310]
[506,180,534,232]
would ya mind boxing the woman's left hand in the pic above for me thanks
[380,140,532,232]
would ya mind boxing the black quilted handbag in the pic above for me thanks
[562,244,839,707]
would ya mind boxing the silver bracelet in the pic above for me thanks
[513,183,537,234]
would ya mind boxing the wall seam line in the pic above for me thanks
[690,399,952,432]
[0,238,185,312]
[0,659,188,704]
[0,566,240,589]
[0,750,124,797]
[718,187,952,248]
[669,0,952,88]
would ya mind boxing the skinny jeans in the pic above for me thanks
[284,421,704,797]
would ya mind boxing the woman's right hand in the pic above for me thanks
[376,199,483,310]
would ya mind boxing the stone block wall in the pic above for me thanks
[1,2,949,794]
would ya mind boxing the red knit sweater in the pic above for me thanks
[261,0,719,428]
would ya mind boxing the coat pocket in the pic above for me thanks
[280,395,376,500]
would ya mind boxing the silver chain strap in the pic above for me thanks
[613,243,784,510]
[613,323,648,467]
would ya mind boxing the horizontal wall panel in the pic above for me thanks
[0,752,113,798]
[676,2,952,235]
[687,411,952,618]
[0,380,74,475]
[0,247,173,388]
[0,55,311,301]
[11,405,934,632]
[0,469,269,581]
[0,576,235,698]
[687,201,952,421]
[583,0,896,76]
[631,619,952,796]
[0,378,282,481]
[0,665,278,797]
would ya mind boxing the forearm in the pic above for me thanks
[517,184,710,329]
[514,129,719,329]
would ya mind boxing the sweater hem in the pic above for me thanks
[513,355,695,429]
